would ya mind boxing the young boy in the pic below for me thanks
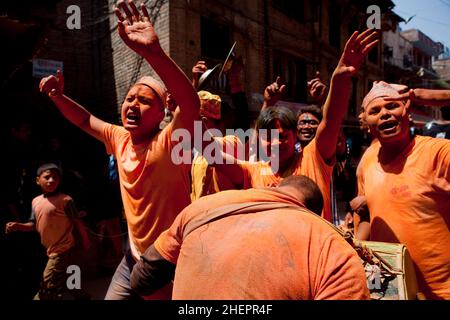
[5,163,90,300]
[39,1,200,299]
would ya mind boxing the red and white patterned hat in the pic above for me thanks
[135,76,167,108]
[362,81,408,110]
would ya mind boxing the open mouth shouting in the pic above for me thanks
[378,120,399,135]
[126,112,141,127]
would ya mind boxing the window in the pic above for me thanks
[403,55,412,68]
[424,55,431,70]
[367,80,374,94]
[384,45,393,60]
[350,77,358,117]
[273,51,307,103]
[310,1,320,22]
[368,43,379,65]
[415,52,422,67]
[201,17,231,61]
[329,0,341,49]
[347,16,361,37]
[272,0,305,23]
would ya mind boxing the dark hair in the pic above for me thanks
[37,163,62,177]
[441,106,450,120]
[255,106,297,132]
[279,175,324,215]
[298,105,323,122]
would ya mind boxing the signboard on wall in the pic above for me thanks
[32,59,63,78]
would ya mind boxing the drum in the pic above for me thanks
[356,240,419,300]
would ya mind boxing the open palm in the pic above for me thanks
[114,1,160,56]
[334,29,379,78]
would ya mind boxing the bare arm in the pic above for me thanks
[385,88,450,107]
[114,1,200,135]
[316,29,379,164]
[5,222,35,233]
[355,221,370,241]
[200,133,245,187]
[350,196,370,240]
[73,219,91,251]
[39,71,107,142]
[210,151,245,188]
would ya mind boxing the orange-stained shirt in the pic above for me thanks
[191,135,242,201]
[241,139,333,222]
[357,135,450,299]
[31,193,77,257]
[155,188,369,300]
[102,123,191,260]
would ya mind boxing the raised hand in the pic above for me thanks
[39,70,64,97]
[263,76,286,107]
[385,88,450,107]
[307,71,328,104]
[315,30,378,165]
[192,61,208,89]
[334,29,379,79]
[114,0,161,57]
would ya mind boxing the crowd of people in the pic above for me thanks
[2,0,449,300]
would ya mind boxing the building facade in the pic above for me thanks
[2,0,401,125]
[105,0,395,124]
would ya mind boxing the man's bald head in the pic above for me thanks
[278,175,324,215]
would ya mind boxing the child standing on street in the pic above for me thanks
[5,163,90,300]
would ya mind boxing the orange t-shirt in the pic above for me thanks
[31,193,77,257]
[191,135,242,201]
[241,139,333,222]
[102,123,191,260]
[155,188,369,300]
[357,135,450,299]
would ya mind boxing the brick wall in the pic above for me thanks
[19,0,387,124]
[164,0,385,120]
[36,0,97,111]
[107,0,170,119]
[36,0,384,123]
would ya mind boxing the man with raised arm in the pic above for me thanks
[39,0,200,299]
[356,82,450,299]
[214,29,379,222]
